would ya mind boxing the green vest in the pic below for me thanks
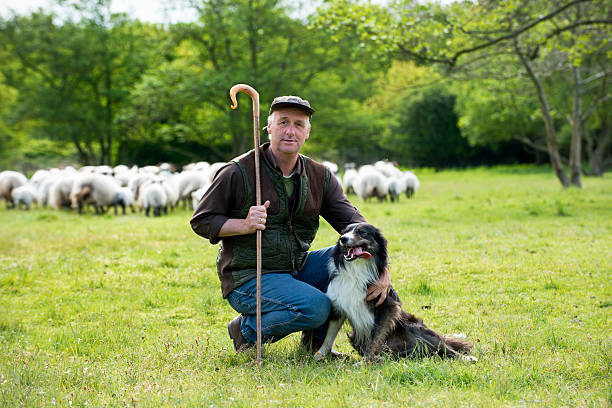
[217,147,331,296]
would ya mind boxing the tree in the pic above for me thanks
[0,2,164,164]
[318,0,612,186]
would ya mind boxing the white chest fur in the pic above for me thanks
[326,258,377,344]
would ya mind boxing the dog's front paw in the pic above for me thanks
[461,355,478,363]
[314,350,327,361]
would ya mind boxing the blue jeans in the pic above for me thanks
[226,246,334,345]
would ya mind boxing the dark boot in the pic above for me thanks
[228,315,253,352]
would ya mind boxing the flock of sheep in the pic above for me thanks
[0,160,419,216]
[331,160,420,202]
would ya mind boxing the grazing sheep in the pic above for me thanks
[138,178,168,216]
[375,160,402,178]
[322,161,339,175]
[208,162,228,183]
[387,176,407,203]
[48,175,78,210]
[30,169,50,188]
[115,187,136,214]
[160,176,179,210]
[70,174,122,215]
[353,166,389,202]
[402,171,420,198]
[0,171,27,208]
[342,168,358,195]
[191,186,210,210]
[176,170,211,209]
[11,184,40,210]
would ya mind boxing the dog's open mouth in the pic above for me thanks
[344,246,372,261]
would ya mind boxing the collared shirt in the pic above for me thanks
[190,143,366,244]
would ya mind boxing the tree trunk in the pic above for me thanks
[585,120,611,176]
[569,65,583,187]
[515,38,570,188]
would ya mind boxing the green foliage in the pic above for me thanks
[386,86,471,168]
[1,167,611,406]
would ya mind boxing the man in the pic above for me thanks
[190,95,390,354]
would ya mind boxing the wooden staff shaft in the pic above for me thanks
[229,84,262,366]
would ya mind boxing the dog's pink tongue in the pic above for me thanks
[353,247,371,259]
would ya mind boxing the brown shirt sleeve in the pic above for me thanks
[320,172,367,233]
[190,163,245,244]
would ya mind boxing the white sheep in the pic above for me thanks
[375,160,402,178]
[48,174,78,210]
[11,184,40,210]
[176,170,211,209]
[138,177,168,216]
[342,168,358,195]
[402,171,420,198]
[115,187,136,214]
[70,174,123,214]
[353,166,389,202]
[0,170,27,208]
[387,176,407,203]
[191,186,210,210]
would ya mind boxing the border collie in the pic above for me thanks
[314,223,477,362]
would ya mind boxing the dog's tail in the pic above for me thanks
[443,335,473,354]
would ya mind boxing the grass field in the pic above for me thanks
[1,166,611,407]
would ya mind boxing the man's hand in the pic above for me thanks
[245,200,270,233]
[366,264,391,306]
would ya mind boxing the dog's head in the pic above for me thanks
[336,223,387,264]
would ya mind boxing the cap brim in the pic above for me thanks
[270,102,314,116]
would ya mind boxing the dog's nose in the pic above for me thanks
[340,236,348,245]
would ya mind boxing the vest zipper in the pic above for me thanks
[288,217,295,272]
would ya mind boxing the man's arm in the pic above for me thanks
[218,201,270,237]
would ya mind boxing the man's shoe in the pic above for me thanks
[228,315,253,352]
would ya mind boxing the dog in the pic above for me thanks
[314,222,477,362]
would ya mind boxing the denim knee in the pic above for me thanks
[302,293,331,328]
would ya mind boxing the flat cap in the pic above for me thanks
[269,95,314,116]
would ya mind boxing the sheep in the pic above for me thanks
[93,165,114,176]
[115,187,136,214]
[402,171,420,198]
[375,160,402,178]
[208,162,228,183]
[30,169,50,188]
[353,166,389,202]
[342,168,358,195]
[70,174,123,215]
[11,184,40,210]
[138,177,168,216]
[176,170,211,209]
[191,186,210,210]
[48,174,78,210]
[0,170,27,208]
[160,176,179,210]
[387,176,407,203]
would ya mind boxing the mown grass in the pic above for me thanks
[1,166,611,407]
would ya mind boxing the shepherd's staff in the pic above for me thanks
[229,84,263,366]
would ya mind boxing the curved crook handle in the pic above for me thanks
[229,84,259,110]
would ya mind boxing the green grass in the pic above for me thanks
[1,167,611,407]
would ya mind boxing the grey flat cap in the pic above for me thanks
[269,95,314,116]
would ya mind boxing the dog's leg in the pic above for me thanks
[314,316,346,360]
[364,303,402,361]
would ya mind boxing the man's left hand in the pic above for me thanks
[366,266,391,306]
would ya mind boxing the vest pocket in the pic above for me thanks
[230,229,282,269]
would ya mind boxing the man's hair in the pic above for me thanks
[267,111,311,129]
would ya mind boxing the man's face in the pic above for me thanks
[267,107,311,157]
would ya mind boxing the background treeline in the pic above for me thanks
[0,0,610,184]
